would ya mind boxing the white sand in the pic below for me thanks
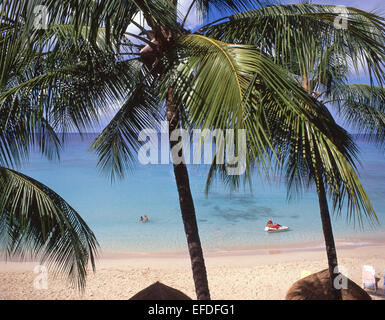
[1,244,384,300]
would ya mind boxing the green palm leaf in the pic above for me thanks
[0,97,61,168]
[193,0,263,19]
[167,34,376,225]
[91,63,163,181]
[0,167,99,290]
[332,84,385,147]
[203,4,385,85]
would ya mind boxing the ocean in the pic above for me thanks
[19,133,385,253]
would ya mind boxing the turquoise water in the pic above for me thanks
[20,134,385,253]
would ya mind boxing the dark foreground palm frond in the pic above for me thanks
[0,167,99,290]
[0,98,61,169]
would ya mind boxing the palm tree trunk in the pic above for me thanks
[166,88,211,300]
[316,173,342,300]
[302,74,342,300]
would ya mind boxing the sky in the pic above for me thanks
[292,0,384,14]
[94,0,385,132]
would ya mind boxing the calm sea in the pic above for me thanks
[19,133,385,253]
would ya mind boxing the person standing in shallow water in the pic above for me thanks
[139,216,144,222]
[144,215,149,222]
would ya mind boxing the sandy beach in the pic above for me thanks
[1,241,384,300]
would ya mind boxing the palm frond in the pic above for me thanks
[0,166,99,290]
[167,34,377,225]
[275,105,376,226]
[1,45,139,137]
[91,66,162,181]
[0,96,61,168]
[163,35,338,182]
[331,84,385,147]
[203,4,385,85]
[39,0,182,43]
[194,0,264,19]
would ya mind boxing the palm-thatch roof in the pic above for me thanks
[129,281,192,300]
[286,269,371,300]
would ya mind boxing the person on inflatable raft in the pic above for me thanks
[266,219,281,229]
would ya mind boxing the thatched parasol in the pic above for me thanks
[129,281,192,300]
[286,269,371,300]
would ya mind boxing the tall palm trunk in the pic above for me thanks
[139,3,210,298]
[303,75,342,300]
[316,173,342,300]
[166,88,211,300]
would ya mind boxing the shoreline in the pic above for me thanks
[2,236,385,262]
[94,235,385,259]
[1,242,384,300]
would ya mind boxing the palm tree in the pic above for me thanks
[0,2,100,290]
[3,1,383,300]
[203,3,385,299]
[0,66,99,290]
